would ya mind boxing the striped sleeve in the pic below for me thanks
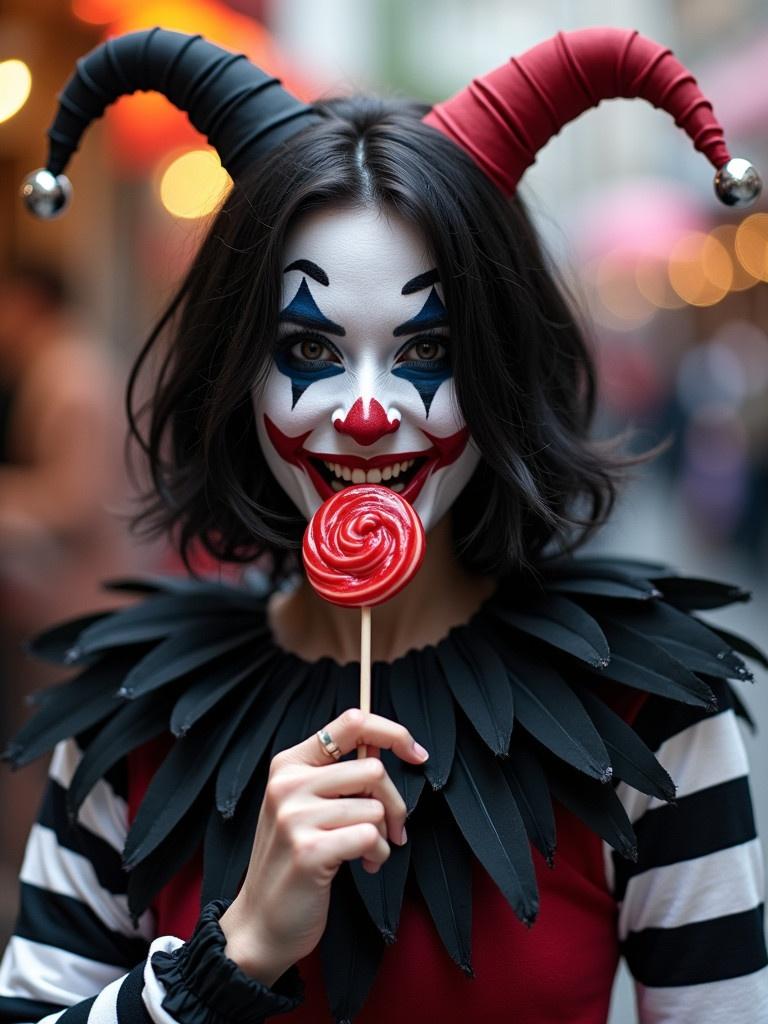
[604,683,768,1023]
[0,739,304,1024]
[0,739,157,1024]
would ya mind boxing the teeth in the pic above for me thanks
[322,458,419,491]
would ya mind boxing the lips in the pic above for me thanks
[263,415,470,504]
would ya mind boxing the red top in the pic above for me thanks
[128,766,633,1022]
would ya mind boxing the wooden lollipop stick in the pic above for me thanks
[357,605,371,759]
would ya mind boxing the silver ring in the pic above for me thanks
[317,728,342,760]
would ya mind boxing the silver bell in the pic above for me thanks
[714,158,762,207]
[20,169,72,219]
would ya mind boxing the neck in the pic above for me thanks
[268,514,495,664]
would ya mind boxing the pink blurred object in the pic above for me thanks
[572,178,708,263]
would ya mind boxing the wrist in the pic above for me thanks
[219,899,294,987]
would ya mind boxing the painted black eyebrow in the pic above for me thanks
[393,286,448,337]
[401,268,440,295]
[279,278,345,336]
[284,260,329,286]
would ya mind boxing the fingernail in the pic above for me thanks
[412,741,429,761]
[400,826,408,845]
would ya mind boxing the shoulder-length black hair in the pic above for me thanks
[127,95,630,579]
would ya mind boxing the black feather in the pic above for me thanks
[215,660,308,818]
[75,592,260,657]
[269,659,338,759]
[710,625,768,669]
[4,654,130,767]
[490,593,610,668]
[506,654,611,782]
[597,620,716,708]
[409,789,473,974]
[547,762,637,861]
[389,650,455,790]
[545,563,660,600]
[605,600,747,677]
[127,802,208,921]
[499,741,556,865]
[202,767,268,905]
[577,687,675,801]
[376,677,426,815]
[437,633,514,755]
[118,621,263,699]
[443,723,538,925]
[68,692,175,814]
[170,648,273,737]
[321,864,385,1024]
[649,636,749,681]
[550,577,658,600]
[350,838,410,945]
[653,576,750,610]
[26,612,110,665]
[124,688,259,869]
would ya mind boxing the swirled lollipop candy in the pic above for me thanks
[303,485,426,757]
[302,484,425,607]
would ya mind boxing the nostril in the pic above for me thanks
[333,397,400,446]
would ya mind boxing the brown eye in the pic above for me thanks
[300,339,324,359]
[291,338,337,362]
[401,338,447,362]
[415,340,439,359]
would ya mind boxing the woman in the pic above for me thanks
[2,26,766,1024]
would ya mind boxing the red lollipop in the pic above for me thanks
[303,485,426,757]
[303,484,425,607]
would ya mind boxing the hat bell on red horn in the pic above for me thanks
[423,27,761,207]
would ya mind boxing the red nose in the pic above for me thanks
[333,397,400,447]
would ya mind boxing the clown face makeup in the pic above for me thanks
[253,204,480,533]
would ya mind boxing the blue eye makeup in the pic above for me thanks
[392,333,452,416]
[275,332,344,408]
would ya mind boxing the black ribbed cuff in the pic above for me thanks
[151,899,304,1023]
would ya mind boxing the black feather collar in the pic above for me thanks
[6,556,763,1022]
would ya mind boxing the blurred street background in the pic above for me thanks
[1,2,767,1020]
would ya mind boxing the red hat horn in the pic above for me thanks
[423,27,761,207]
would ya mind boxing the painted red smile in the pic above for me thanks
[264,415,470,504]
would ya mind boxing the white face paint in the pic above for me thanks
[252,204,480,533]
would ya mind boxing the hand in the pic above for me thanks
[219,708,429,986]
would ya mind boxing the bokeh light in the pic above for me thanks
[711,224,759,292]
[635,260,687,310]
[587,254,656,330]
[668,231,732,307]
[0,60,32,125]
[71,0,129,23]
[158,149,231,219]
[734,213,768,282]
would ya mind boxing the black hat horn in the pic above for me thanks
[21,27,321,217]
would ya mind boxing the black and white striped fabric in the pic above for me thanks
[607,684,768,1021]
[1,693,766,1024]
[0,740,161,1024]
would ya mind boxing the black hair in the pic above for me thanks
[127,95,632,578]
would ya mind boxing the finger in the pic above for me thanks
[286,709,429,768]
[308,759,407,846]
[300,797,387,834]
[307,822,390,872]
